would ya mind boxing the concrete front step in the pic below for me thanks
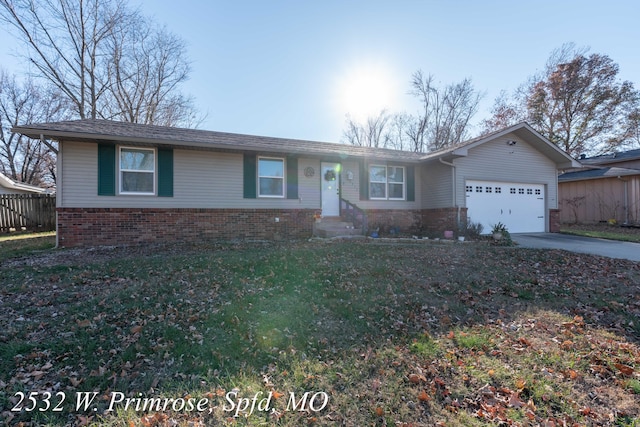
[313,219,361,238]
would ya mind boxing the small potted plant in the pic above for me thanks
[457,220,467,241]
[491,222,507,241]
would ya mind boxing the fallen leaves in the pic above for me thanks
[1,240,640,426]
[614,363,635,376]
[407,373,425,384]
[417,390,430,401]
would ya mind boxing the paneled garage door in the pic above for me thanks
[465,180,545,233]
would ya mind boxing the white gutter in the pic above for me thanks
[48,133,60,248]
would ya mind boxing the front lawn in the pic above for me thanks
[1,239,638,426]
[0,231,55,260]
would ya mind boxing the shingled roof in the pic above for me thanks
[12,119,423,163]
[559,166,640,182]
[12,119,580,168]
[579,148,640,165]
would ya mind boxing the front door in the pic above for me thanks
[321,162,340,216]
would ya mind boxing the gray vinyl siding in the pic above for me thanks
[340,160,421,210]
[420,162,453,209]
[454,136,558,209]
[60,141,320,209]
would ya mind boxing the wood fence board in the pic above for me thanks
[0,194,56,232]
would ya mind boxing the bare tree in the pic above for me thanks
[0,0,199,127]
[342,72,482,153]
[342,110,392,148]
[0,0,126,119]
[408,71,482,151]
[103,15,199,126]
[0,71,69,186]
[386,113,412,152]
[482,44,640,156]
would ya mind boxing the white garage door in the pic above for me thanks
[465,180,546,233]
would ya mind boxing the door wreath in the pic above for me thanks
[324,169,336,181]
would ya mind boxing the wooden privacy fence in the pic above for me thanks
[0,194,56,232]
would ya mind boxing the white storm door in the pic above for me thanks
[321,162,340,216]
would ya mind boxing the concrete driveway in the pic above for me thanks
[512,233,640,262]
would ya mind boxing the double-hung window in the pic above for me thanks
[258,157,284,197]
[119,147,155,194]
[369,165,405,200]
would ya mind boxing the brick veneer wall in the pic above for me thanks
[57,208,315,247]
[364,209,423,234]
[421,207,467,237]
[56,206,473,247]
[549,209,560,233]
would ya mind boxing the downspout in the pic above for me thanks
[44,133,60,248]
[617,176,629,225]
[439,158,459,224]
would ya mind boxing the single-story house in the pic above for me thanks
[12,119,579,247]
[0,172,50,195]
[559,149,640,224]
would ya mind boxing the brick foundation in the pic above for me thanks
[364,209,423,235]
[549,209,560,233]
[420,207,467,237]
[56,206,475,247]
[57,208,315,247]
[362,207,468,237]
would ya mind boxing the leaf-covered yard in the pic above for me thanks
[1,237,639,426]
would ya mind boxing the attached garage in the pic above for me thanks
[465,180,545,233]
[421,123,580,235]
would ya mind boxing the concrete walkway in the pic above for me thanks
[512,233,640,262]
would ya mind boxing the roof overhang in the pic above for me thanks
[420,122,582,169]
[0,172,49,193]
[13,120,583,168]
[12,120,424,164]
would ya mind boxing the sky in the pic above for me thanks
[1,0,639,144]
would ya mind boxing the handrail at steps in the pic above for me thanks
[340,198,367,235]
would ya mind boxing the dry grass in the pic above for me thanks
[1,239,638,426]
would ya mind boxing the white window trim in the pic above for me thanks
[369,164,406,201]
[387,165,406,201]
[118,146,156,195]
[258,156,285,198]
[369,164,387,200]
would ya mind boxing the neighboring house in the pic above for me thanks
[559,149,640,224]
[0,172,50,194]
[12,119,578,247]
[578,148,640,170]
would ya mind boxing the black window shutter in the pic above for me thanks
[157,148,174,197]
[243,154,257,198]
[406,165,415,202]
[359,161,369,200]
[97,144,116,196]
[286,156,298,199]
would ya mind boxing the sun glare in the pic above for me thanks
[336,64,398,122]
